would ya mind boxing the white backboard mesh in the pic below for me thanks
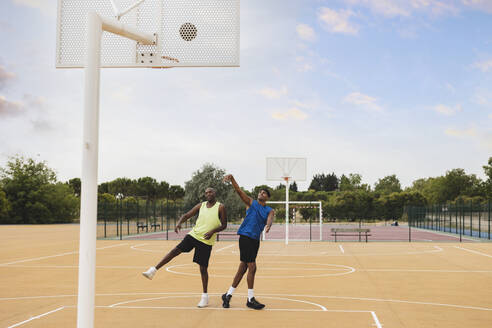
[266,157,307,182]
[56,0,240,68]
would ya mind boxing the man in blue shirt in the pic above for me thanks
[221,174,274,310]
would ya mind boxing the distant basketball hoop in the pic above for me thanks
[266,157,307,245]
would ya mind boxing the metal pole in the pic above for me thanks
[488,200,491,240]
[285,179,289,245]
[408,206,411,242]
[479,201,481,239]
[77,11,102,328]
[319,201,322,241]
[166,198,169,240]
[459,202,462,242]
[470,200,473,237]
[76,12,154,328]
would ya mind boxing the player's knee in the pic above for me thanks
[247,262,256,273]
[199,265,208,274]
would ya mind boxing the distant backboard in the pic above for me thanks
[56,0,240,68]
[266,157,307,182]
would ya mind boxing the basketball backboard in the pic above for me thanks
[266,157,307,181]
[56,0,240,68]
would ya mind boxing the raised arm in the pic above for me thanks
[203,204,228,240]
[265,209,275,233]
[175,203,201,233]
[223,174,252,207]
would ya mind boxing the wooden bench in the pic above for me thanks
[150,222,161,231]
[137,222,148,233]
[331,228,371,242]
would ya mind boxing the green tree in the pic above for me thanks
[169,185,185,201]
[483,157,492,198]
[183,163,244,221]
[309,173,338,192]
[136,177,159,200]
[0,188,11,221]
[290,181,298,192]
[108,177,137,197]
[67,178,81,197]
[374,175,402,195]
[339,173,370,191]
[0,156,78,223]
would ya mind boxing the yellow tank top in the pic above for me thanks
[188,201,221,246]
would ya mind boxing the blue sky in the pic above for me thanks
[1,0,492,191]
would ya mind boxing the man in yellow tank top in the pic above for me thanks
[142,187,227,308]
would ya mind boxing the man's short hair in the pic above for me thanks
[261,188,271,198]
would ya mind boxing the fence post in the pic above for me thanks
[478,201,481,239]
[488,200,491,240]
[469,200,473,237]
[166,198,169,240]
[103,201,107,238]
[408,206,412,242]
[160,201,163,231]
[448,203,451,233]
[459,201,462,242]
[119,200,123,241]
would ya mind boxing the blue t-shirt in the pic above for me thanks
[237,200,272,240]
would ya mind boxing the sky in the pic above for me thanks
[1,0,492,192]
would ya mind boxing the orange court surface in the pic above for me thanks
[1,224,492,328]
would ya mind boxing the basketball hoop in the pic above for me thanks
[266,157,307,245]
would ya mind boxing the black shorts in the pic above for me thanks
[176,235,212,267]
[239,235,260,263]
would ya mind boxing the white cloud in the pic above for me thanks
[472,59,492,72]
[271,108,308,121]
[12,0,56,15]
[295,56,314,72]
[489,113,492,119]
[318,8,359,35]
[0,95,24,117]
[343,92,383,112]
[296,24,316,42]
[433,104,462,116]
[445,126,492,150]
[258,86,288,99]
[445,127,477,138]
[0,66,15,89]
[462,0,492,13]
[344,0,458,17]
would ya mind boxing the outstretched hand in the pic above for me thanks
[223,174,233,183]
[174,224,182,234]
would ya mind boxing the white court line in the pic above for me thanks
[215,244,235,253]
[66,304,373,313]
[6,306,64,328]
[3,265,491,274]
[231,245,444,257]
[339,245,345,254]
[165,261,355,278]
[0,244,128,266]
[109,295,328,311]
[265,293,492,312]
[363,269,492,273]
[454,246,492,259]
[371,311,383,328]
[2,292,491,312]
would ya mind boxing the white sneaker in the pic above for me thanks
[197,295,209,308]
[142,267,157,280]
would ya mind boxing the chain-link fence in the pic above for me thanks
[405,200,492,241]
